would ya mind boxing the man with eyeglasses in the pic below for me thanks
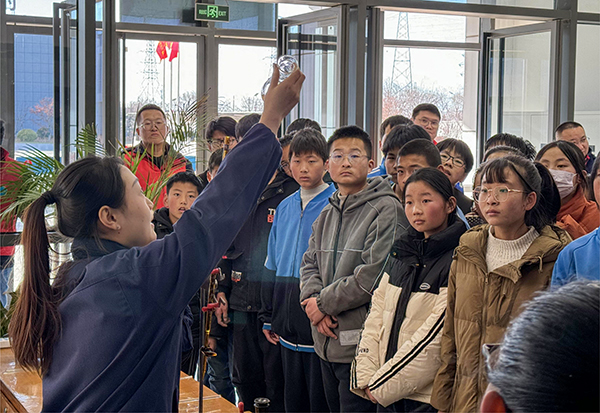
[411,103,441,143]
[198,116,238,190]
[124,104,193,209]
[555,121,596,174]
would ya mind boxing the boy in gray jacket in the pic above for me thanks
[300,126,403,412]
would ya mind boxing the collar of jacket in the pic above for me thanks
[153,207,173,231]
[558,187,593,223]
[328,176,397,212]
[392,219,467,260]
[71,237,128,261]
[258,171,296,203]
[454,224,570,283]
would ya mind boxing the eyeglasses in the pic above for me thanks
[566,135,589,145]
[415,117,439,128]
[479,186,526,203]
[281,160,290,170]
[440,152,466,169]
[472,186,481,201]
[139,120,166,130]
[207,136,236,146]
[329,153,369,165]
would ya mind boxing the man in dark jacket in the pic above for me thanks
[213,137,299,412]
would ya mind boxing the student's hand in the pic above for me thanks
[301,296,326,325]
[215,292,230,327]
[262,329,280,345]
[208,337,217,352]
[316,316,338,339]
[260,64,305,134]
[365,388,378,404]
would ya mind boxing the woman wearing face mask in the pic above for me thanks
[536,141,599,240]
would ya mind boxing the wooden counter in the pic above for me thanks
[0,347,238,413]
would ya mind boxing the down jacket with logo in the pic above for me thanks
[430,224,571,413]
[351,219,467,407]
[300,177,403,363]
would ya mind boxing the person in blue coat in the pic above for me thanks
[260,128,335,412]
[8,67,305,412]
[552,156,600,287]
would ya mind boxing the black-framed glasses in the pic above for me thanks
[440,152,465,169]
[479,186,526,203]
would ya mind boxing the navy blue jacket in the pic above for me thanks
[42,124,281,412]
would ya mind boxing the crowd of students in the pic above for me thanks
[3,66,600,412]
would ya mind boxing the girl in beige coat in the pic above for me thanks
[431,156,571,412]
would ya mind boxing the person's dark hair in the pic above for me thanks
[555,121,584,136]
[135,104,166,125]
[412,103,441,120]
[398,139,442,168]
[290,128,328,162]
[382,124,431,155]
[208,148,224,172]
[328,125,372,159]
[380,115,412,138]
[403,167,457,226]
[235,113,261,140]
[279,132,295,148]
[436,138,475,174]
[591,156,600,201]
[205,116,236,141]
[480,156,560,231]
[483,145,524,162]
[0,119,5,146]
[488,280,600,413]
[286,118,322,134]
[9,156,126,375]
[165,171,202,195]
[536,140,588,195]
[485,133,537,161]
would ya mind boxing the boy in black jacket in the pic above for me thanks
[213,135,299,412]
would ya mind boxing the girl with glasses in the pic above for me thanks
[536,140,599,240]
[430,156,570,413]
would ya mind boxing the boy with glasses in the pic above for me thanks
[124,104,193,209]
[436,138,474,215]
[300,126,402,412]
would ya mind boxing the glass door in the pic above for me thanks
[279,8,342,137]
[481,22,555,153]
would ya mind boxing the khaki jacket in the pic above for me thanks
[430,224,570,412]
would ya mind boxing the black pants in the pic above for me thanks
[280,345,328,412]
[231,310,285,413]
[377,399,436,412]
[320,359,377,413]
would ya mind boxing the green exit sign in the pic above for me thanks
[195,4,230,22]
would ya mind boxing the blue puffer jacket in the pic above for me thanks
[260,184,336,350]
[42,124,281,412]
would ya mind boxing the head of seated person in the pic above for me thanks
[383,123,430,185]
[481,280,600,413]
[286,117,322,134]
[436,138,474,188]
[555,121,590,160]
[483,145,525,162]
[485,133,537,161]
[235,113,261,142]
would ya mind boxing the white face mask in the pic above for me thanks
[550,169,577,199]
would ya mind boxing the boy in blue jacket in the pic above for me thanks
[260,128,335,412]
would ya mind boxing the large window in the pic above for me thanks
[574,24,600,153]
[217,44,276,116]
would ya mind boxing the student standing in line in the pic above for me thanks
[430,156,570,413]
[552,157,600,286]
[369,115,413,178]
[300,126,402,412]
[7,68,304,412]
[484,133,537,161]
[436,138,474,216]
[260,128,334,412]
[536,140,599,240]
[351,168,467,412]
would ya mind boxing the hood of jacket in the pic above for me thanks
[329,176,396,212]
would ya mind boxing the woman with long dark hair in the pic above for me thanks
[8,68,304,411]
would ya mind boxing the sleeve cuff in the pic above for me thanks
[263,323,272,331]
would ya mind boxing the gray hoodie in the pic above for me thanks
[300,176,403,363]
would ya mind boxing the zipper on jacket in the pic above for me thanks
[478,272,490,393]
[325,201,344,362]
[287,208,304,338]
